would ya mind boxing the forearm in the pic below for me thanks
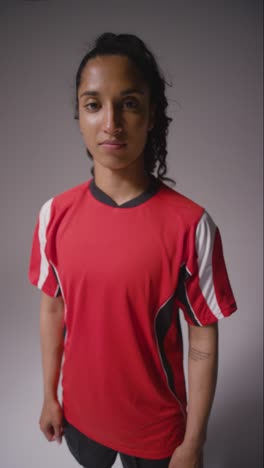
[183,322,218,449]
[39,294,65,402]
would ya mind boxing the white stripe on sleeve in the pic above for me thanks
[195,211,224,320]
[37,198,53,290]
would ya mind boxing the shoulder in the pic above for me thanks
[159,181,208,226]
[39,179,92,216]
[39,179,92,226]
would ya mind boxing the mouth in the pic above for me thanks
[99,142,127,150]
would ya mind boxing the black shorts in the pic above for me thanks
[62,415,172,468]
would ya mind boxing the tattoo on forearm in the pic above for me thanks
[189,346,213,361]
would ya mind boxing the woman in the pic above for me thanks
[28,33,237,468]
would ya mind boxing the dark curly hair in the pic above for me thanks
[74,32,176,186]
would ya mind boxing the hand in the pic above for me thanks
[168,443,203,468]
[39,399,64,444]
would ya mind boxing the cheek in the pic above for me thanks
[131,118,149,143]
[138,108,151,129]
[79,114,99,138]
[128,112,148,134]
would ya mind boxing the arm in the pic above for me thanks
[40,291,65,401]
[169,322,218,468]
[38,291,65,443]
[184,322,218,449]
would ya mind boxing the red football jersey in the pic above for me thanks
[28,175,237,458]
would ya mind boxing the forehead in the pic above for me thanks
[78,55,149,94]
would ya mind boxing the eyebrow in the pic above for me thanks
[79,88,145,99]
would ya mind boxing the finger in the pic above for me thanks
[43,424,55,442]
[54,425,63,444]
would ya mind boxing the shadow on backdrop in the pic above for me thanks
[205,394,262,467]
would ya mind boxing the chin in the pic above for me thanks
[96,157,139,171]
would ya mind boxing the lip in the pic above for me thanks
[99,140,126,145]
[100,141,127,150]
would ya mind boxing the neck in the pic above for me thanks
[93,163,152,206]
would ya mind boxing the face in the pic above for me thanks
[77,55,155,171]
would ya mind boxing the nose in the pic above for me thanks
[103,103,123,135]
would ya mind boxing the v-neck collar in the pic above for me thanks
[89,174,162,208]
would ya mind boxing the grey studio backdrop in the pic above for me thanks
[1,1,263,467]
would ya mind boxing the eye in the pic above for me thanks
[123,98,139,109]
[84,101,100,111]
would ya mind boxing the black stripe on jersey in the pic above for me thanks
[51,264,62,297]
[176,264,200,326]
[175,308,183,345]
[155,294,179,399]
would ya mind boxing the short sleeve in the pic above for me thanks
[177,210,237,326]
[28,198,61,297]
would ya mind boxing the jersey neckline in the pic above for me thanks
[88,174,162,208]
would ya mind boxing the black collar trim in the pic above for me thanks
[89,174,161,208]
